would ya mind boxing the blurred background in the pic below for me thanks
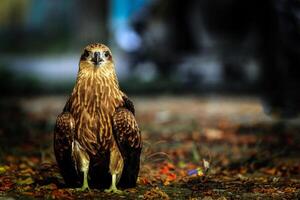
[0,0,300,117]
[0,1,300,198]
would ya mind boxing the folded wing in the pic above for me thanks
[54,112,81,187]
[112,103,142,188]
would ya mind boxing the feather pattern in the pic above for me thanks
[113,105,142,188]
[54,112,81,187]
[69,61,124,155]
[54,43,142,189]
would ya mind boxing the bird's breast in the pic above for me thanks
[69,77,124,152]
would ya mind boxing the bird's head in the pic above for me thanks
[78,43,115,77]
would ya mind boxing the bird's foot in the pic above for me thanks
[75,184,90,191]
[104,186,124,194]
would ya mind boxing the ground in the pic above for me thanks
[0,96,299,199]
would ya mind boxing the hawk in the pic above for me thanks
[54,43,142,193]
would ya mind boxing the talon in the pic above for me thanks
[75,167,90,192]
[75,178,90,192]
[104,187,124,194]
[104,173,124,194]
[75,186,90,191]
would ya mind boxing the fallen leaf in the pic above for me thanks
[17,177,34,185]
[143,187,169,200]
[0,165,9,174]
[166,172,176,182]
[262,168,277,175]
[0,176,14,191]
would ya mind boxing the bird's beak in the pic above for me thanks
[92,52,103,66]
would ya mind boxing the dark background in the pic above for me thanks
[0,1,300,198]
[1,0,300,117]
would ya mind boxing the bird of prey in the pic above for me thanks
[54,43,142,193]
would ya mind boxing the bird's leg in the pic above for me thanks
[104,174,123,194]
[72,141,90,191]
[75,158,90,191]
[104,144,124,194]
[80,164,90,191]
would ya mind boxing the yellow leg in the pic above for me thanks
[72,141,90,191]
[75,168,90,191]
[75,154,90,191]
[104,174,123,194]
[81,169,90,190]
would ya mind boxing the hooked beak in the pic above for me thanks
[92,52,103,66]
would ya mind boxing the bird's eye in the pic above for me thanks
[103,51,110,59]
[81,50,90,60]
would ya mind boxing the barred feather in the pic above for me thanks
[54,43,142,189]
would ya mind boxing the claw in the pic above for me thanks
[74,165,90,192]
[104,173,124,194]
[75,185,90,192]
[104,187,124,194]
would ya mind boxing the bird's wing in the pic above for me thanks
[112,103,142,188]
[54,112,81,187]
[122,95,135,115]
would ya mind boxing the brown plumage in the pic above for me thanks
[54,43,142,192]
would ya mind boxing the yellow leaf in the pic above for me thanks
[17,177,34,185]
[0,165,9,174]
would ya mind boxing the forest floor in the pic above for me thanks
[0,96,299,199]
